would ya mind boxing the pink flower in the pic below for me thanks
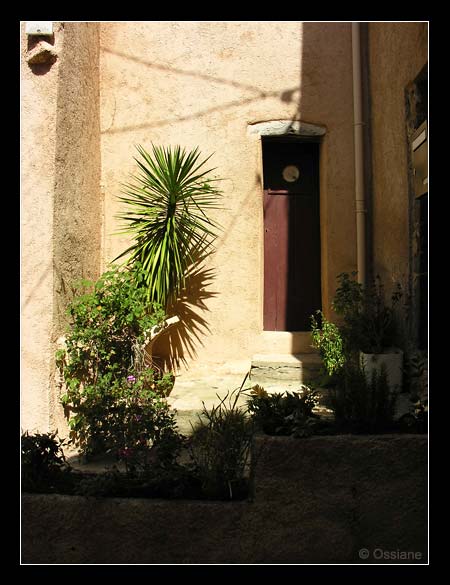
[127,375,136,383]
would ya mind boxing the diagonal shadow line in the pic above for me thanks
[21,261,53,311]
[101,47,272,97]
[101,88,299,134]
[213,173,262,257]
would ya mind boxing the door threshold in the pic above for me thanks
[255,331,315,355]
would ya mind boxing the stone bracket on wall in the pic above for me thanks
[26,41,59,66]
[247,120,327,138]
[25,22,62,69]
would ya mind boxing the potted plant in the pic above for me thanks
[332,272,404,393]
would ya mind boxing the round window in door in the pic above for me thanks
[282,165,300,183]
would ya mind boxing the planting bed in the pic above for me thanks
[22,434,427,564]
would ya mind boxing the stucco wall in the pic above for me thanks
[51,22,102,432]
[99,21,356,371]
[21,23,62,432]
[21,22,102,433]
[368,23,428,289]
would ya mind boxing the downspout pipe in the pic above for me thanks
[352,22,366,286]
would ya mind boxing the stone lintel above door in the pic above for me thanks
[247,120,327,137]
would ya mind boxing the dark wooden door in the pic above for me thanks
[263,139,321,331]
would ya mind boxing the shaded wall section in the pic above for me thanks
[53,22,102,330]
[367,23,428,292]
[299,22,356,315]
[51,22,102,433]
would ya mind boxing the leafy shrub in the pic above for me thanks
[332,272,403,354]
[74,465,202,499]
[246,385,320,437]
[402,351,428,401]
[329,361,398,433]
[188,389,254,500]
[56,263,177,460]
[310,310,346,379]
[101,373,184,474]
[21,431,74,493]
[115,144,223,309]
[398,398,428,434]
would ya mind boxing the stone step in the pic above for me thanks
[250,352,323,386]
[167,358,328,435]
[253,331,317,355]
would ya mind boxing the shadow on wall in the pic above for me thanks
[100,45,301,133]
[153,171,262,371]
[298,22,355,317]
[152,260,218,373]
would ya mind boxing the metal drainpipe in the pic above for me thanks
[352,22,366,286]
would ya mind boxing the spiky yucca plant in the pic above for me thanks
[116,144,222,308]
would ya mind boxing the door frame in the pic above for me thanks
[260,134,323,332]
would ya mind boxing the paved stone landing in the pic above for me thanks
[168,353,330,433]
[167,362,252,434]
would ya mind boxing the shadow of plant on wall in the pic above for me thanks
[153,257,218,372]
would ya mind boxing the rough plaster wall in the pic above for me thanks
[368,22,428,289]
[299,22,356,313]
[51,22,102,433]
[99,22,355,370]
[21,23,62,432]
[21,22,101,434]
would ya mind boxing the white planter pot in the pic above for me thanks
[360,348,403,392]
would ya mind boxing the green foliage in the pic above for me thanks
[59,263,166,380]
[100,373,183,474]
[73,469,125,497]
[329,361,398,433]
[57,263,177,460]
[402,351,427,401]
[21,431,73,493]
[246,385,320,437]
[332,272,402,354]
[398,398,428,434]
[310,310,346,378]
[73,465,201,499]
[188,388,253,500]
[115,144,223,308]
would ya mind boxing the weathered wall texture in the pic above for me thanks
[21,435,428,564]
[21,23,62,432]
[99,21,356,371]
[53,22,102,330]
[368,23,428,290]
[299,23,356,313]
[21,22,102,433]
[51,22,102,432]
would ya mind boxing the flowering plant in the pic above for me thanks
[105,368,181,473]
[56,263,178,461]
